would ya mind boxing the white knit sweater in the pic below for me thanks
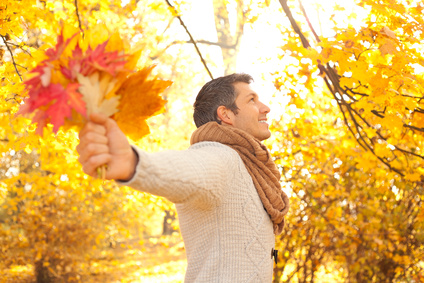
[120,141,275,282]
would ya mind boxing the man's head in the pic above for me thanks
[193,73,271,141]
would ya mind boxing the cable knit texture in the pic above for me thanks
[191,122,290,235]
[119,141,276,282]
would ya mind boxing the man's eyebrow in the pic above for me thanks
[246,93,258,99]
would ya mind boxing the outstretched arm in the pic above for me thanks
[76,113,137,181]
[77,114,237,209]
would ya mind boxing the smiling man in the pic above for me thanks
[77,73,290,282]
[217,81,272,141]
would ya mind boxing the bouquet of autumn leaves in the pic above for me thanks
[18,25,171,143]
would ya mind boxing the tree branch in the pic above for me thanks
[279,0,310,48]
[348,105,424,160]
[74,0,84,35]
[341,98,405,176]
[165,0,214,80]
[195,39,236,49]
[404,124,424,132]
[1,34,23,82]
[297,0,321,43]
[279,0,420,177]
[3,41,32,56]
[151,40,236,61]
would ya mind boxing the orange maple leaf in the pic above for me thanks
[114,66,171,141]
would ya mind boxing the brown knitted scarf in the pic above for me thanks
[190,122,290,235]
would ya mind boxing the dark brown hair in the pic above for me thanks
[193,73,253,128]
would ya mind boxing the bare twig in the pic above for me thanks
[5,94,21,103]
[1,34,23,82]
[3,41,32,56]
[74,0,84,36]
[150,39,236,60]
[15,63,28,71]
[345,86,369,97]
[165,0,214,80]
[297,0,321,43]
[404,124,424,132]
[195,39,236,49]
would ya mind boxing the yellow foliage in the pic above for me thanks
[0,0,181,281]
[272,0,424,281]
[404,173,421,182]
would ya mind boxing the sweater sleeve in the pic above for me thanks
[117,142,238,210]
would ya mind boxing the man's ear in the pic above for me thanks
[217,105,234,125]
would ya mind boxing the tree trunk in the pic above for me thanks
[212,0,246,75]
[162,210,177,235]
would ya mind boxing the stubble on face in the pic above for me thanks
[231,82,271,141]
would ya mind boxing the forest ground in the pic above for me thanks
[2,234,346,282]
[2,235,187,283]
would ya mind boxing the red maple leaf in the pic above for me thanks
[46,95,72,133]
[45,31,78,62]
[80,41,128,76]
[24,65,47,92]
[32,110,49,136]
[18,83,63,119]
[18,27,133,135]
[32,83,65,110]
[22,63,54,112]
[18,82,86,134]
[46,83,87,132]
[62,44,84,81]
[66,83,86,116]
[45,83,86,132]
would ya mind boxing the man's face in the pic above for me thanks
[228,82,271,141]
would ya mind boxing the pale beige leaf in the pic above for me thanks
[99,73,117,98]
[98,96,120,117]
[77,73,101,116]
[77,73,120,117]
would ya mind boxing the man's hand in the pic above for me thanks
[76,113,137,181]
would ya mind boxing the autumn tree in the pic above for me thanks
[211,0,273,75]
[270,0,424,281]
[3,0,423,282]
[0,0,208,281]
[211,0,246,75]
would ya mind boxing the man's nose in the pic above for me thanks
[260,101,271,113]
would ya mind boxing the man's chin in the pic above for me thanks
[258,131,271,141]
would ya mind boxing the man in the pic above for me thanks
[77,73,290,282]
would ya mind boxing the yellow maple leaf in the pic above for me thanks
[379,113,404,131]
[405,173,420,182]
[379,39,397,55]
[114,66,171,141]
[105,32,128,53]
[411,112,424,128]
[82,24,111,51]
[374,143,392,158]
